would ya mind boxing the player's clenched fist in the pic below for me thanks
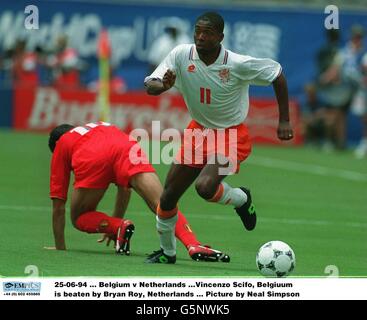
[162,69,176,90]
[277,121,294,141]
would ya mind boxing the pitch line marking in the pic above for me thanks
[0,205,366,229]
[248,156,367,182]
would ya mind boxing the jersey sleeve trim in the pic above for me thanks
[223,50,229,65]
[189,45,194,61]
[144,76,162,85]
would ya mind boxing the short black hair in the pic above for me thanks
[196,12,224,33]
[48,124,74,152]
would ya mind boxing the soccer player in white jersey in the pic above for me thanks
[144,12,293,263]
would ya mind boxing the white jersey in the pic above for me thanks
[145,44,282,128]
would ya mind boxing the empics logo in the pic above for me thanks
[3,282,41,293]
[4,283,14,290]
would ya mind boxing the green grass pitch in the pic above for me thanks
[0,129,366,277]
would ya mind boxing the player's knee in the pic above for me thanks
[195,177,217,200]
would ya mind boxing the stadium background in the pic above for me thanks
[0,0,366,277]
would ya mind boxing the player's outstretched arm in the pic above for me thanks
[52,198,66,250]
[272,72,294,140]
[145,69,176,95]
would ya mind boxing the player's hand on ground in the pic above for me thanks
[162,69,176,90]
[97,233,116,247]
[277,121,294,140]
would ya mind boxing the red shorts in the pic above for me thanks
[72,126,155,189]
[175,120,252,174]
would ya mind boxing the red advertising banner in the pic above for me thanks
[246,98,303,145]
[13,86,303,145]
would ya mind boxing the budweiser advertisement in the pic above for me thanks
[13,86,303,145]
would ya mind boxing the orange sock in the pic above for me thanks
[75,211,122,234]
[208,183,224,202]
[175,210,200,248]
[157,203,178,219]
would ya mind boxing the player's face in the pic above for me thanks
[194,21,223,54]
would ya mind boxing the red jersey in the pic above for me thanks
[50,122,154,200]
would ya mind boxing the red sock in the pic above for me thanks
[175,210,200,249]
[75,211,122,235]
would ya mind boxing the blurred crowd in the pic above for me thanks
[303,25,367,158]
[0,25,189,94]
[0,34,127,93]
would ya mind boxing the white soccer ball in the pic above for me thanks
[256,241,296,277]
